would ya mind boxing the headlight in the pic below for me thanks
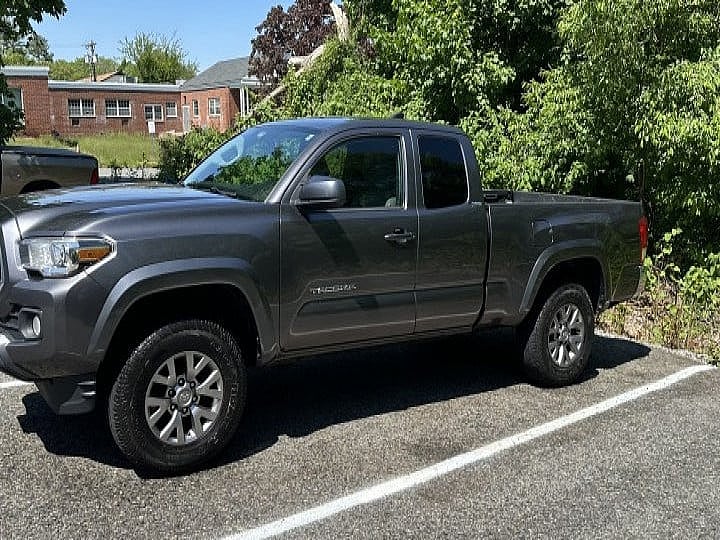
[19,237,113,278]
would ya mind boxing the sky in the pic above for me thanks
[36,0,292,72]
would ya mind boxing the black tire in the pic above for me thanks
[520,284,594,387]
[108,320,246,473]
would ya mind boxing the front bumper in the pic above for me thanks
[0,272,108,380]
[0,205,109,415]
[35,376,96,415]
[0,330,97,414]
[0,253,109,415]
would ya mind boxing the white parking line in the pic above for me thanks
[0,380,33,390]
[225,364,715,540]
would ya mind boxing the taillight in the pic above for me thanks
[90,167,99,185]
[639,215,648,261]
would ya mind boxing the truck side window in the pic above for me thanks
[418,136,469,209]
[309,136,403,208]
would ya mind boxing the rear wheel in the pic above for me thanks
[108,320,246,473]
[520,284,594,386]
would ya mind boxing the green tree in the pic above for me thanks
[120,32,197,83]
[280,38,408,118]
[1,32,53,65]
[347,0,567,120]
[560,0,720,259]
[473,0,720,263]
[0,0,65,144]
[49,56,120,80]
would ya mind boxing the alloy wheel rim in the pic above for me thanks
[547,303,585,367]
[144,350,224,446]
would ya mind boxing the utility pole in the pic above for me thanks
[84,40,98,82]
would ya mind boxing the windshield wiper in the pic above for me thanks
[189,181,253,201]
[208,185,240,198]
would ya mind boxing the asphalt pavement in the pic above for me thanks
[0,331,717,539]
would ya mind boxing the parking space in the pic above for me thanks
[0,332,716,539]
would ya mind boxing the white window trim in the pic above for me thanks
[105,99,132,118]
[208,97,221,117]
[165,102,178,118]
[192,100,199,117]
[0,88,24,112]
[68,98,95,118]
[144,103,164,122]
[1,88,24,125]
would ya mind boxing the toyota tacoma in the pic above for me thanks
[0,118,645,472]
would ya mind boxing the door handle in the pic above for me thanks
[384,229,416,245]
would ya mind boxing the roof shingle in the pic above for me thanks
[181,57,257,91]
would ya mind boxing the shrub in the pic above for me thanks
[157,128,230,183]
[600,229,720,363]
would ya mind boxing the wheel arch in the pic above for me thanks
[520,242,608,321]
[89,259,277,398]
[20,180,61,193]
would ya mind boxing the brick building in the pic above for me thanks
[1,58,259,137]
[180,57,260,132]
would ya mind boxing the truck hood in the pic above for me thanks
[0,182,244,236]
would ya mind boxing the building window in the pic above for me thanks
[208,97,221,117]
[105,99,131,117]
[144,104,164,122]
[0,88,23,112]
[166,102,177,117]
[68,98,95,117]
[192,99,199,117]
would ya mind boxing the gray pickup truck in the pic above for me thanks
[1,145,99,194]
[0,118,645,472]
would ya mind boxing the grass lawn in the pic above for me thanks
[10,133,160,168]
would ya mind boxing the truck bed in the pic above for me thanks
[480,191,643,326]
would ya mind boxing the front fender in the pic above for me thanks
[85,257,277,365]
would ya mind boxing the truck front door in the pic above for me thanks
[279,130,418,351]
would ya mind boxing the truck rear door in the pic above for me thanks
[411,131,488,332]
[279,128,419,350]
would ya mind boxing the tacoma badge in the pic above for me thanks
[310,283,358,295]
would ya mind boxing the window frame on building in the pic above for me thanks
[0,88,23,113]
[208,97,221,117]
[192,99,199,117]
[143,104,164,122]
[68,98,96,118]
[165,102,178,118]
[105,99,132,118]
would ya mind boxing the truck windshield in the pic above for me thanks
[184,124,319,201]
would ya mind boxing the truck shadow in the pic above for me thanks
[16,332,650,474]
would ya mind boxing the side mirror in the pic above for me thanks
[297,175,346,209]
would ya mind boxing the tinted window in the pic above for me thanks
[310,136,402,208]
[418,136,468,209]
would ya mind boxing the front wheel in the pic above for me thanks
[108,320,246,473]
[520,284,594,387]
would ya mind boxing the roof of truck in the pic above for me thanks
[261,117,465,134]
